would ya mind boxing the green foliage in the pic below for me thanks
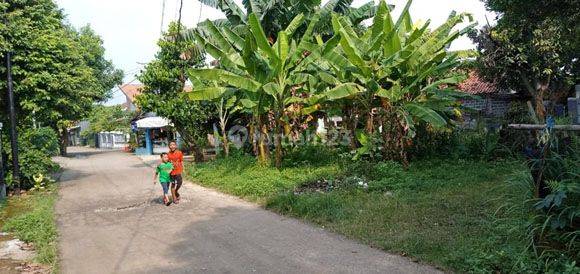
[524,134,580,268]
[186,154,340,201]
[20,127,60,157]
[0,0,122,158]
[321,0,475,165]
[470,0,579,120]
[409,126,504,161]
[189,13,336,166]
[137,22,213,149]
[2,185,58,267]
[198,0,378,39]
[17,150,58,188]
[3,127,59,188]
[187,149,545,272]
[84,105,132,136]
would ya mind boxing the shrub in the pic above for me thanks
[20,127,60,156]
[505,132,580,271]
[409,125,503,161]
[18,150,59,189]
[3,127,60,189]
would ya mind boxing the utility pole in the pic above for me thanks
[0,122,5,199]
[4,17,21,196]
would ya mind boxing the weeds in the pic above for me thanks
[2,185,58,269]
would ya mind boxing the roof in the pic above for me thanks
[119,84,144,103]
[458,71,500,95]
[119,84,193,104]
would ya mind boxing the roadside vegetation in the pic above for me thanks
[186,149,538,272]
[172,0,579,272]
[1,184,58,270]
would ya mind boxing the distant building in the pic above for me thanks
[119,84,144,112]
[458,71,516,118]
[119,83,192,155]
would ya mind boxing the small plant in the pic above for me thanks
[30,173,55,192]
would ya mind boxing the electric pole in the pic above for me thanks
[4,16,21,196]
[0,122,5,199]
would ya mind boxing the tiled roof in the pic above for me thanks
[119,84,144,103]
[119,84,192,103]
[458,71,499,95]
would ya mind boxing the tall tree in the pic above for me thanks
[137,22,214,162]
[470,0,579,121]
[0,0,123,155]
[77,26,124,101]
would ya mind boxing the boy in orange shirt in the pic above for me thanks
[167,141,184,204]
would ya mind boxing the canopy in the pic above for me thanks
[135,117,171,129]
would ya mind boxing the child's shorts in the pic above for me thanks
[160,182,169,195]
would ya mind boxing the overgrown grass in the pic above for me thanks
[1,185,58,270]
[186,154,543,272]
[186,155,340,202]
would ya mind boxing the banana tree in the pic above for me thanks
[187,13,335,168]
[186,80,241,157]
[197,0,378,40]
[323,0,475,166]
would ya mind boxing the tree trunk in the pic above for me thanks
[221,125,229,157]
[191,142,204,163]
[343,105,358,150]
[59,128,68,156]
[380,101,409,169]
[274,112,283,169]
[220,117,230,157]
[249,122,258,156]
[365,111,374,134]
[535,82,549,121]
[256,117,270,164]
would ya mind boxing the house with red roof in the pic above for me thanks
[458,71,516,118]
[119,84,144,112]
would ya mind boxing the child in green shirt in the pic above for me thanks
[154,153,174,206]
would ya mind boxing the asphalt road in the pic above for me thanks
[54,147,440,274]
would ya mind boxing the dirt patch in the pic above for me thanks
[294,178,341,194]
[0,233,50,274]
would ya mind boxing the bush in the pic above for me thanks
[409,125,503,161]
[504,133,580,272]
[20,127,60,156]
[18,150,59,189]
[3,127,60,189]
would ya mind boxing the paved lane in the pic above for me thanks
[55,147,439,274]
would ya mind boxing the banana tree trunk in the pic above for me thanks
[257,117,270,164]
[365,111,374,134]
[343,105,358,150]
[249,122,257,156]
[380,102,409,169]
[219,119,229,157]
[274,111,283,169]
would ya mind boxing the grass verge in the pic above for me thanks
[1,185,58,270]
[186,154,541,273]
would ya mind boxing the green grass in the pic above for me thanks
[186,155,341,202]
[186,154,541,273]
[1,185,58,270]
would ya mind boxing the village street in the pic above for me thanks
[53,147,439,274]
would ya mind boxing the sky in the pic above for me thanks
[54,0,495,105]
